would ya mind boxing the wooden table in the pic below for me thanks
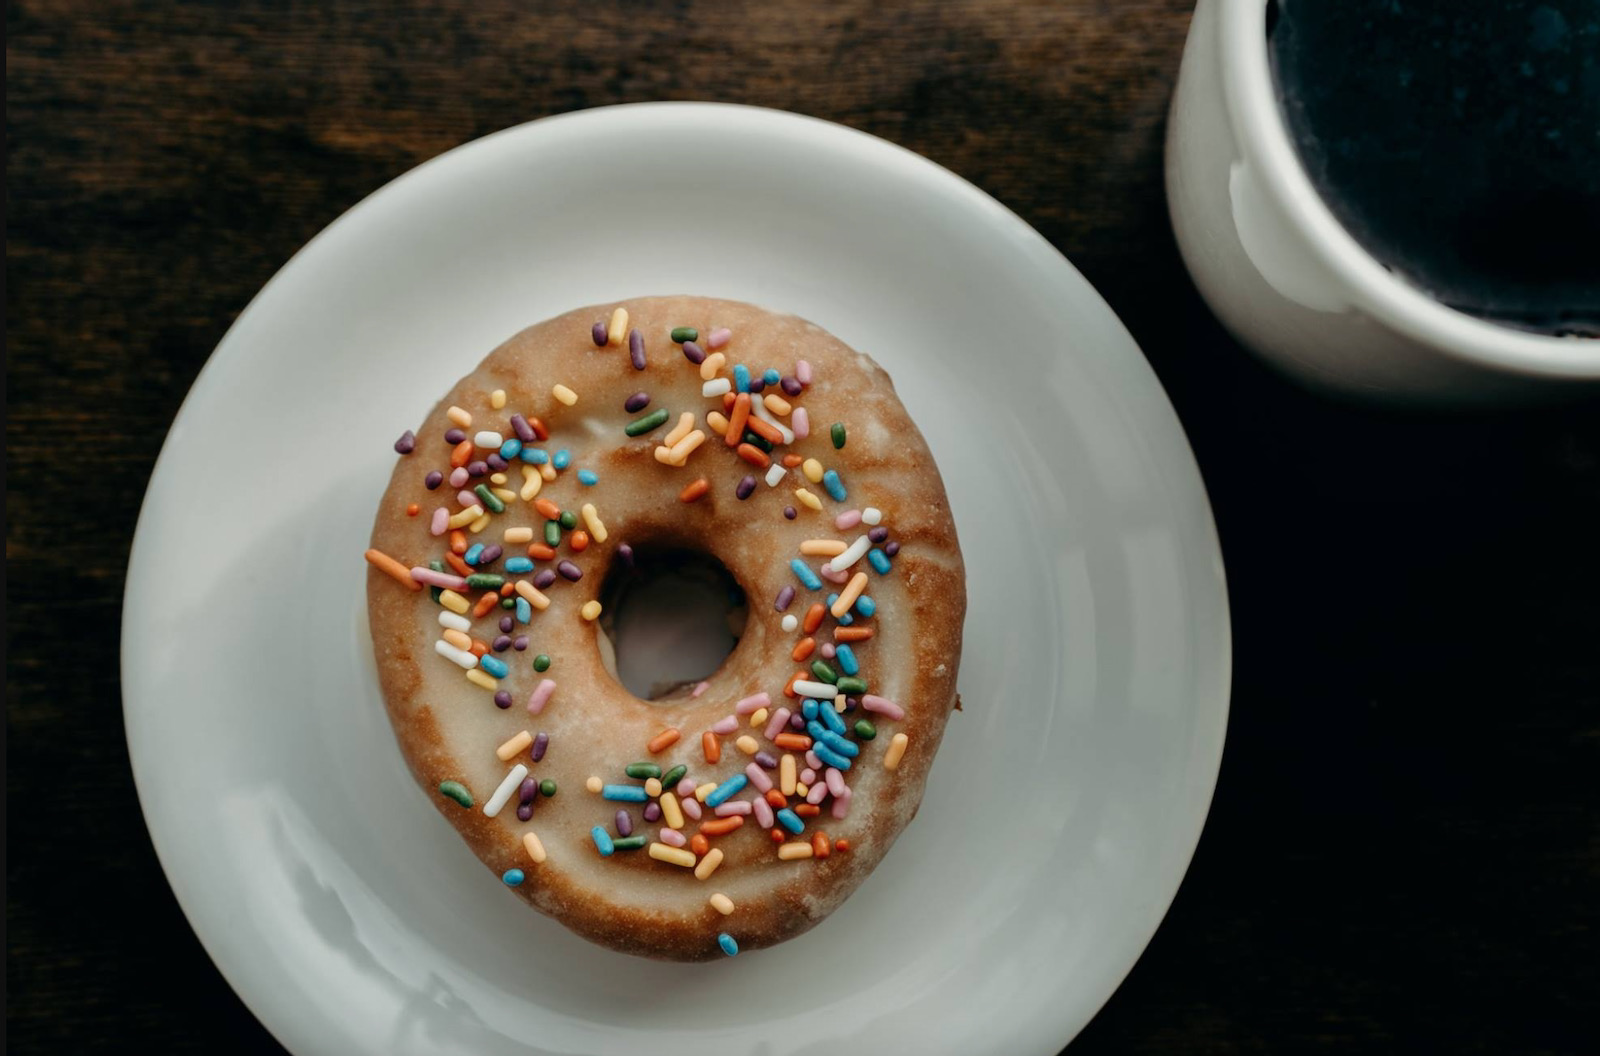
[8,2,1597,1052]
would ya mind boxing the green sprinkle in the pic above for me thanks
[625,407,671,437]
[473,483,506,514]
[428,560,445,604]
[810,660,839,684]
[544,520,561,546]
[500,596,517,609]
[612,834,648,851]
[533,654,551,672]
[836,676,868,695]
[539,778,557,797]
[670,327,698,343]
[438,780,473,808]
[662,764,688,787]
[853,719,877,740]
[625,762,662,779]
[831,422,846,449]
[741,430,773,453]
[559,510,578,530]
[465,573,504,590]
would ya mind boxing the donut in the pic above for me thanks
[365,296,965,961]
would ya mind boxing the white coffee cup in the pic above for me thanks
[1166,0,1600,400]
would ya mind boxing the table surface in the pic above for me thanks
[7,2,1598,1053]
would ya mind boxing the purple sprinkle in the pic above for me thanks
[775,586,795,612]
[868,526,889,543]
[643,801,663,823]
[615,810,634,837]
[509,414,536,443]
[624,391,651,413]
[884,541,901,557]
[513,636,529,651]
[492,635,512,652]
[681,341,706,365]
[444,427,466,444]
[533,569,557,589]
[618,543,635,568]
[789,713,807,731]
[424,470,444,490]
[557,560,582,582]
[592,321,608,346]
[735,475,757,500]
[516,803,533,822]
[494,690,513,710]
[467,460,489,477]
[478,544,503,565]
[781,376,803,396]
[486,454,509,472]
[844,696,859,712]
[530,732,548,762]
[394,430,416,454]
[783,506,797,520]
[499,615,515,633]
[519,778,540,804]
[748,376,766,394]
[628,328,647,370]
[754,751,779,770]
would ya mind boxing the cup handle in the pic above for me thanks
[1229,158,1347,313]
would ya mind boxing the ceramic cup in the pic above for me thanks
[1165,0,1600,400]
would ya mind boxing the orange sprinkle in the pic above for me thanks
[765,788,788,808]
[534,498,562,520]
[834,627,875,642]
[735,443,771,469]
[769,828,786,844]
[699,816,744,837]
[363,549,422,591]
[702,731,721,763]
[444,552,473,577]
[745,415,783,445]
[725,392,752,446]
[722,392,737,412]
[689,834,710,857]
[834,839,851,853]
[782,671,804,698]
[802,603,826,634]
[527,543,556,561]
[569,530,589,552]
[791,637,816,662]
[471,592,500,618]
[468,639,489,658]
[794,803,821,818]
[773,732,813,751]
[405,503,420,517]
[679,478,710,503]
[449,439,472,468]
[526,415,549,441]
[647,728,681,754]
[781,454,804,468]
[812,832,831,858]
[449,530,468,555]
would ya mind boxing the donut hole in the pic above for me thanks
[596,546,748,701]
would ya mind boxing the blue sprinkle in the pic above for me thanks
[789,559,822,590]
[762,368,781,386]
[835,644,859,676]
[801,698,819,721]
[577,469,599,486]
[552,449,571,470]
[718,932,739,957]
[499,438,524,460]
[819,702,847,734]
[515,597,532,624]
[733,364,751,393]
[705,774,748,808]
[479,654,509,679]
[868,548,892,575]
[808,721,860,758]
[592,827,615,856]
[463,543,485,566]
[812,741,854,770]
[502,868,525,886]
[602,784,649,802]
[822,469,847,502]
[504,556,534,574]
[855,595,876,618]
[775,808,805,834]
[519,447,549,464]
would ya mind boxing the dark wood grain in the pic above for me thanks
[7,2,1598,1053]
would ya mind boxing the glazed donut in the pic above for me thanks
[365,296,965,961]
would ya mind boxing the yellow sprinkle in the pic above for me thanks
[490,389,507,409]
[644,777,664,798]
[580,503,607,542]
[795,782,809,797]
[832,571,869,618]
[495,731,533,761]
[749,707,769,728]
[586,775,603,794]
[660,792,685,829]
[447,505,484,529]
[653,445,676,465]
[663,411,696,447]
[835,696,847,712]
[802,458,825,483]
[648,843,697,868]
[694,782,716,803]
[800,539,848,556]
[779,754,797,796]
[489,472,508,485]
[539,462,557,482]
[885,732,910,771]
[446,405,473,427]
[504,526,534,544]
[580,600,602,622]
[777,842,814,860]
[519,465,542,501]
[763,393,793,416]
[522,831,547,864]
[491,487,517,503]
[552,384,578,406]
[695,848,726,881]
[514,580,550,610]
[467,513,491,534]
[699,351,726,381]
[441,629,472,651]
[465,669,498,691]
[735,735,760,755]
[709,892,735,914]
[607,307,629,346]
[794,488,823,512]
[706,410,730,433]
[668,430,706,464]
[439,590,469,614]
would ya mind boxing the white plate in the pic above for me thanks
[124,103,1229,1056]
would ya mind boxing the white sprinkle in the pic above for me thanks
[823,534,871,574]
[862,507,883,526]
[702,378,732,397]
[483,763,528,817]
[433,640,477,669]
[751,396,795,444]
[781,614,799,632]
[437,610,471,632]
[474,430,504,449]
[765,463,786,487]
[792,679,838,699]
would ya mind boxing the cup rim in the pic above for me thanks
[1218,0,1600,379]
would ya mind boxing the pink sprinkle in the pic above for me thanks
[526,678,556,715]
[819,563,850,585]
[714,800,753,817]
[753,797,775,828]
[835,509,862,530]
[796,359,812,385]
[825,768,848,797]
[820,643,837,659]
[861,694,906,720]
[735,692,771,715]
[681,796,702,820]
[429,508,449,535]
[710,715,739,735]
[763,707,792,740]
[456,489,478,508]
[792,407,810,440]
[804,751,822,772]
[831,788,852,819]
[448,467,469,488]
[799,766,817,785]
[745,763,773,793]
[692,681,709,698]
[707,327,732,350]
[410,566,467,589]
[806,781,828,805]
[659,828,687,848]
[676,777,698,798]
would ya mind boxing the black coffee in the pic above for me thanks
[1268,0,1600,335]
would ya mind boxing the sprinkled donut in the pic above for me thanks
[366,296,965,960]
